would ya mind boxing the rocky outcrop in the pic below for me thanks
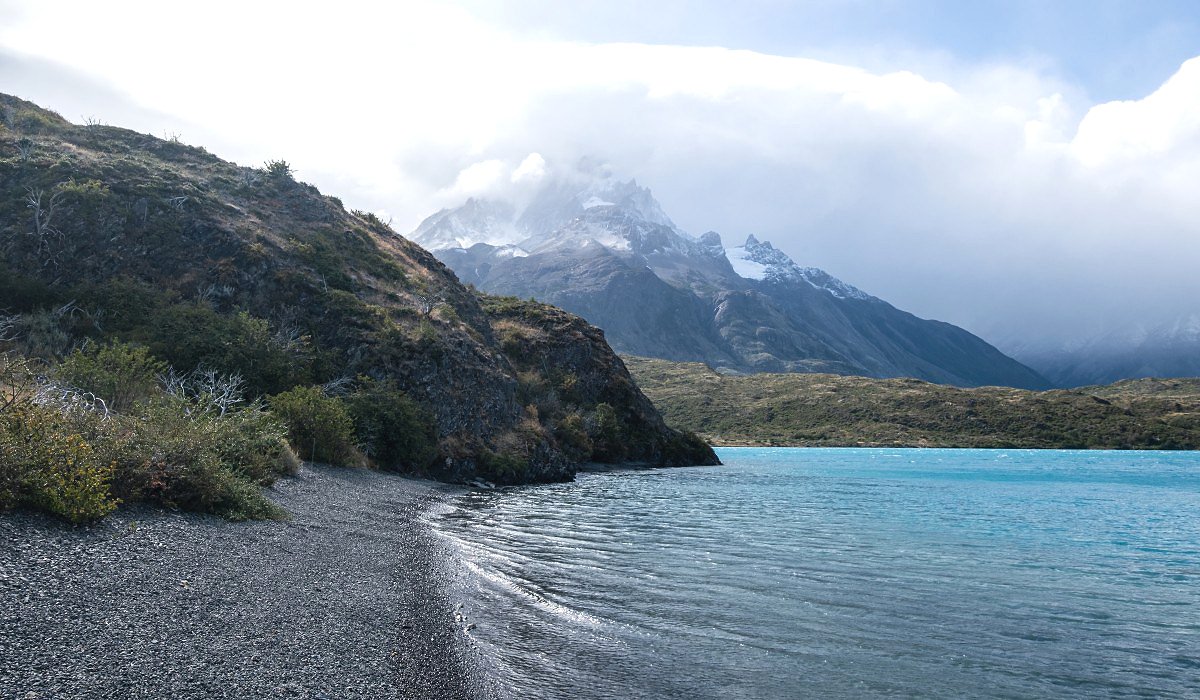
[0,93,717,483]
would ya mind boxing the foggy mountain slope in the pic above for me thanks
[1012,314,1200,387]
[413,165,1049,390]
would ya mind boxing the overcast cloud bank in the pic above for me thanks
[1,0,1197,349]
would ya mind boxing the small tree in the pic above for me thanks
[16,137,34,162]
[588,402,627,462]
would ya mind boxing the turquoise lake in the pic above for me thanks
[435,448,1200,698]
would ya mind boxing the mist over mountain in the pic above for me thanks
[413,162,1049,390]
[1010,315,1200,388]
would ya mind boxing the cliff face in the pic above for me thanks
[0,93,717,482]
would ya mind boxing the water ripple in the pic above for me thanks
[435,448,1200,699]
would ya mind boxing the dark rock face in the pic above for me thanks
[0,92,716,483]
[415,178,1050,390]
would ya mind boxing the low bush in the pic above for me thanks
[554,412,593,461]
[477,449,529,483]
[0,405,119,523]
[270,385,363,467]
[343,378,437,472]
[587,402,627,462]
[1,346,295,522]
[57,341,164,412]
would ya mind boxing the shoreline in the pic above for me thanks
[703,441,1200,450]
[0,465,482,700]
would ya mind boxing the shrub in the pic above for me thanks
[145,307,308,396]
[477,449,529,483]
[0,385,294,522]
[0,352,33,414]
[30,435,119,523]
[588,402,627,462]
[554,412,593,461]
[0,405,118,523]
[57,341,165,412]
[96,397,291,520]
[269,385,362,466]
[264,159,294,180]
[344,379,437,472]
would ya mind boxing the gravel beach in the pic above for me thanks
[0,465,482,699]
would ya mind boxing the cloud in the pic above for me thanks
[1,1,1197,350]
[1072,57,1200,167]
[510,153,546,184]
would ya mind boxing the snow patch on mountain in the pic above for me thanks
[725,245,769,280]
[729,235,875,301]
[494,245,529,258]
[582,196,615,209]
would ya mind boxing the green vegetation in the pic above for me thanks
[482,297,718,478]
[0,93,716,519]
[343,378,438,472]
[626,356,1200,449]
[269,386,363,467]
[57,341,166,412]
[0,345,296,523]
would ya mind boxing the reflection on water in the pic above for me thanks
[434,448,1200,699]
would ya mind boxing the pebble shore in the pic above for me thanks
[0,465,481,699]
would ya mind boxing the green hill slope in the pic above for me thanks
[0,94,715,489]
[626,356,1200,449]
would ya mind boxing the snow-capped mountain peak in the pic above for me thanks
[515,176,677,241]
[409,163,874,303]
[411,168,679,253]
[410,197,519,250]
[725,235,874,301]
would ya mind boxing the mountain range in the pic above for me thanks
[413,168,1050,390]
[1009,315,1200,388]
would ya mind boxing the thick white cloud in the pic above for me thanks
[1,1,1197,350]
[1072,57,1200,166]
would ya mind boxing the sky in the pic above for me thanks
[1,0,1198,352]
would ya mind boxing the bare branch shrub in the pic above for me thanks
[24,186,65,263]
[414,292,444,316]
[319,375,355,397]
[32,377,110,420]
[16,137,34,162]
[159,366,246,417]
[0,312,18,344]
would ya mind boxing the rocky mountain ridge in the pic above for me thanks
[414,168,1049,389]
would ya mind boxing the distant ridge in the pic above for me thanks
[626,356,1200,449]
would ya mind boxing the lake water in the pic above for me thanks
[434,448,1200,698]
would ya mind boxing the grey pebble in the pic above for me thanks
[0,465,488,699]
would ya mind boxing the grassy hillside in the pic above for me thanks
[626,356,1200,449]
[0,93,715,521]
